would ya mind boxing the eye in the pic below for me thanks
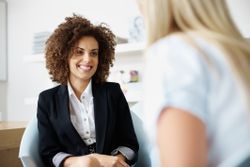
[90,51,98,57]
[74,48,84,56]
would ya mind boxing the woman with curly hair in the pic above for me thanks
[37,14,138,167]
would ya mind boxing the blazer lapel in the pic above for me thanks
[92,83,108,153]
[56,85,88,151]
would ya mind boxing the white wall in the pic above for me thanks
[227,0,250,38]
[0,83,7,120]
[0,1,7,81]
[3,0,139,121]
[1,0,250,121]
[0,0,7,120]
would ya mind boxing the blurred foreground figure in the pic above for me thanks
[139,0,250,166]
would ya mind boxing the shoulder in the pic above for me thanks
[150,34,188,50]
[94,82,123,97]
[38,85,63,98]
[96,82,120,90]
[148,33,197,59]
[150,32,220,61]
[146,33,211,73]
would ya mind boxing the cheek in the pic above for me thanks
[68,60,72,70]
[68,60,76,72]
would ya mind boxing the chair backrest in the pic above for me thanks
[130,102,151,167]
[19,115,45,167]
[19,104,151,167]
[239,156,250,167]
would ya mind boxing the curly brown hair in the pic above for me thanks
[45,14,116,85]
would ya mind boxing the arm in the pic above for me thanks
[113,84,139,165]
[37,93,70,166]
[63,155,100,167]
[63,153,129,167]
[157,107,208,167]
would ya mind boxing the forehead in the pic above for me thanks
[76,36,99,49]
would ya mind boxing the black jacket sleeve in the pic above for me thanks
[37,92,63,167]
[111,83,139,165]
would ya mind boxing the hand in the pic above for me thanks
[90,153,129,167]
[63,155,101,167]
[115,153,127,162]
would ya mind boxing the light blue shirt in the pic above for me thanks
[143,33,250,167]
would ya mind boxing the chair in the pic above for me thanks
[19,115,45,167]
[19,104,151,167]
[239,156,250,167]
[130,102,152,167]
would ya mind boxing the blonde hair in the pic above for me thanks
[143,0,250,99]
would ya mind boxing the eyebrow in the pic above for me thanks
[76,47,99,51]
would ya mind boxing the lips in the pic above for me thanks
[77,64,92,72]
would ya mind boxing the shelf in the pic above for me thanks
[23,53,44,63]
[115,42,145,56]
[23,42,145,63]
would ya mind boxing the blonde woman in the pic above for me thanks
[140,0,250,166]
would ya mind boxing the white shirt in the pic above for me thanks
[52,81,96,167]
[68,80,96,145]
[143,33,250,167]
[53,80,135,167]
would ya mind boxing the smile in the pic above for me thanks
[77,64,93,72]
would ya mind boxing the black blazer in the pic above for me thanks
[37,82,139,167]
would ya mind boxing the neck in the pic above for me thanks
[69,79,90,100]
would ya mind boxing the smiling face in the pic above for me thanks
[68,36,99,85]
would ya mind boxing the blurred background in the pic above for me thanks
[0,0,250,121]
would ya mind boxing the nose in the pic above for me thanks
[82,53,91,62]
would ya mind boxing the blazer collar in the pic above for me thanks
[56,84,108,153]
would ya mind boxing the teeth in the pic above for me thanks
[78,65,91,71]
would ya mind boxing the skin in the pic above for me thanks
[68,36,99,100]
[64,155,100,167]
[64,36,129,167]
[157,108,208,167]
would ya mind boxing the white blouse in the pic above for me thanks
[68,80,96,146]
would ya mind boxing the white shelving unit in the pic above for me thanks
[23,42,145,63]
[23,42,145,106]
[23,53,45,63]
[115,42,145,56]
